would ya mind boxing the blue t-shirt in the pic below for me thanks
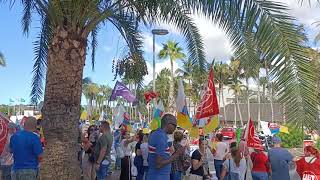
[147,128,171,177]
[10,130,43,170]
[268,147,293,180]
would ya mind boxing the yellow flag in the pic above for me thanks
[203,115,219,135]
[280,125,289,134]
[177,112,193,129]
[189,126,199,138]
[149,119,159,130]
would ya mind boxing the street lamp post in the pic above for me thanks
[152,29,169,92]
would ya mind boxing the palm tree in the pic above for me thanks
[152,68,171,108]
[0,52,5,67]
[159,40,186,113]
[214,62,230,122]
[229,79,246,127]
[83,82,100,120]
[4,0,319,177]
[259,77,268,100]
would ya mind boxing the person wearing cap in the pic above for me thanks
[250,145,270,180]
[0,123,16,180]
[268,136,293,180]
[10,116,43,180]
[147,114,186,180]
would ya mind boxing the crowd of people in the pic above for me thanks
[2,114,320,180]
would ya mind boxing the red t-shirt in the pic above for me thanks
[251,152,270,172]
[296,157,320,180]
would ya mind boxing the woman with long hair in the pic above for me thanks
[190,137,211,180]
[220,147,247,180]
[296,145,320,180]
[81,125,98,180]
[120,131,135,180]
[170,131,190,180]
[213,133,228,179]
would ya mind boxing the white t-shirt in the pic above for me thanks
[140,142,149,166]
[223,158,247,180]
[121,139,132,156]
[214,142,228,160]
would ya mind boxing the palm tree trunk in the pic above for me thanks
[236,94,243,127]
[234,102,237,127]
[168,58,175,113]
[41,27,86,179]
[221,86,227,122]
[257,75,261,130]
[246,78,251,122]
[270,84,274,123]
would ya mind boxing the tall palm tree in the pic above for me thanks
[214,62,230,122]
[0,52,5,67]
[83,82,100,120]
[3,0,319,177]
[229,79,246,127]
[159,40,186,113]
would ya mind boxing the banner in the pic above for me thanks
[260,121,272,136]
[195,68,219,120]
[246,118,262,148]
[203,116,219,135]
[149,100,164,130]
[110,81,136,103]
[176,79,193,129]
[0,113,9,154]
[144,91,159,103]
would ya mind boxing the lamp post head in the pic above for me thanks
[152,29,169,35]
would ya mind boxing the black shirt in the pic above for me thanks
[135,142,141,154]
[190,149,204,176]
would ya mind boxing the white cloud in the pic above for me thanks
[157,14,233,61]
[144,59,179,84]
[142,33,162,53]
[278,0,320,26]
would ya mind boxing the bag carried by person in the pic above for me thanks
[224,159,240,180]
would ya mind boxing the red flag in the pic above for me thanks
[144,91,159,103]
[195,68,219,119]
[0,113,9,154]
[246,118,262,148]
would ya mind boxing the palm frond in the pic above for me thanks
[90,27,99,71]
[0,51,6,67]
[107,11,144,58]
[22,0,33,35]
[30,15,51,104]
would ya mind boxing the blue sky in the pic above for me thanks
[0,3,183,105]
[0,1,319,105]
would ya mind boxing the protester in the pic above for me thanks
[82,125,98,180]
[268,136,293,180]
[190,137,211,180]
[140,134,149,179]
[94,121,113,180]
[296,145,320,180]
[135,131,145,180]
[220,147,247,180]
[171,130,189,180]
[250,146,270,180]
[213,133,228,179]
[120,131,135,180]
[147,114,185,180]
[10,117,43,180]
[0,123,16,180]
[114,127,122,170]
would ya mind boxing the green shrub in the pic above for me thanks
[278,128,304,148]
